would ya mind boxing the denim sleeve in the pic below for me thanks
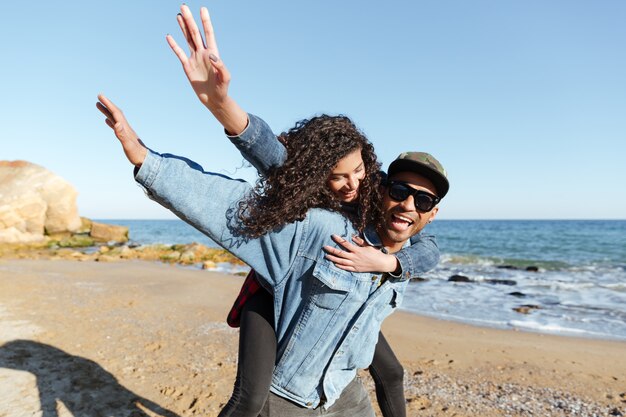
[134,149,300,288]
[391,232,440,281]
[226,113,287,176]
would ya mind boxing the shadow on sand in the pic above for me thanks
[0,339,180,417]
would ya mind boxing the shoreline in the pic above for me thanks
[1,259,624,416]
[4,231,625,344]
[397,309,626,344]
[2,243,625,344]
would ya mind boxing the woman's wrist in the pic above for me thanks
[380,253,400,273]
[209,97,249,136]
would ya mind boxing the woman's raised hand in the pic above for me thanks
[96,94,147,167]
[166,5,230,111]
[166,5,248,136]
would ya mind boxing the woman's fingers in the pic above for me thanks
[208,54,231,85]
[96,101,114,122]
[331,234,359,252]
[323,245,352,258]
[176,13,195,52]
[180,5,205,51]
[166,34,189,66]
[200,7,219,56]
[324,254,355,268]
[351,235,366,246]
[97,94,125,122]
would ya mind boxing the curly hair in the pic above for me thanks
[237,115,384,238]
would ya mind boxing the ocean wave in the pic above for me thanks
[525,279,596,291]
[507,320,625,341]
[603,283,626,292]
[440,253,569,271]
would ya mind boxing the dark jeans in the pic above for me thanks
[218,289,276,417]
[218,289,405,417]
[260,377,375,417]
[369,332,406,417]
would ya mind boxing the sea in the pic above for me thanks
[99,219,626,341]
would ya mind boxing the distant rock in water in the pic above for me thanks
[496,265,518,270]
[448,274,473,283]
[90,222,128,243]
[513,304,541,314]
[485,279,517,286]
[497,265,540,272]
[508,291,527,298]
[0,160,81,243]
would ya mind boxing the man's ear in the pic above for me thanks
[427,206,439,223]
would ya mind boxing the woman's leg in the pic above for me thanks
[368,332,406,417]
[218,288,277,417]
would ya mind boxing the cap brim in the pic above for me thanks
[388,160,449,198]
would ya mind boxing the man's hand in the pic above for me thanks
[96,94,147,167]
[323,235,400,273]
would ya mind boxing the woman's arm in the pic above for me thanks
[96,95,300,288]
[227,114,287,176]
[323,232,440,280]
[167,5,287,176]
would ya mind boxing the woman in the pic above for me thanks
[220,113,428,417]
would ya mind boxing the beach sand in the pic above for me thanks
[0,259,624,416]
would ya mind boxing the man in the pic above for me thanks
[98,93,447,416]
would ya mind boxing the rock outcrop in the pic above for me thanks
[90,222,129,243]
[0,161,81,243]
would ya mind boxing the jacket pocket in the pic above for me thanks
[310,259,355,310]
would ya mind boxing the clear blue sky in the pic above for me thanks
[1,1,624,219]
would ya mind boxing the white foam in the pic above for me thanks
[508,320,622,340]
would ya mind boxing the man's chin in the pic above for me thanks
[383,227,411,244]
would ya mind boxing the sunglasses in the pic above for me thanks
[387,181,440,212]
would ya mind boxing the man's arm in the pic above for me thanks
[393,232,440,279]
[96,95,300,287]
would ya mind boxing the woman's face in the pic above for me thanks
[326,148,366,203]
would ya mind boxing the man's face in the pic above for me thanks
[379,171,439,252]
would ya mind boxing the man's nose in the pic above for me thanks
[399,195,416,211]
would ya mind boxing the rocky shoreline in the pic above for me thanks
[0,239,244,271]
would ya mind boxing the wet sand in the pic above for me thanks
[0,259,624,416]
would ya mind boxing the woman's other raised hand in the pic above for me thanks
[96,94,147,167]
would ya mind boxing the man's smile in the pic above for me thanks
[389,213,415,231]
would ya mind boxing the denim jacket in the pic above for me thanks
[229,113,440,279]
[135,149,419,409]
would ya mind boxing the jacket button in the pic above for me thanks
[371,275,379,281]
[306,402,313,407]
